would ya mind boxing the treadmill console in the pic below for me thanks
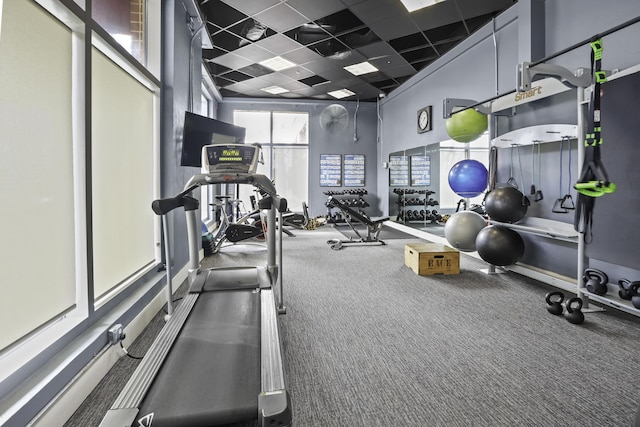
[201,143,259,174]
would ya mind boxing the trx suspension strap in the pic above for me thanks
[574,38,616,241]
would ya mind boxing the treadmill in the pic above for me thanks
[100,144,291,427]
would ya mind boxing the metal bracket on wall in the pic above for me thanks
[442,98,491,118]
[517,63,592,91]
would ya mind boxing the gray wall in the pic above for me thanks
[376,0,640,281]
[161,0,213,273]
[217,99,380,217]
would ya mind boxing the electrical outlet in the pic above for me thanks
[107,324,126,344]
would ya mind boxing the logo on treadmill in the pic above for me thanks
[137,413,154,427]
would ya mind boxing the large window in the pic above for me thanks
[0,0,76,351]
[0,0,160,402]
[93,0,146,65]
[233,111,309,212]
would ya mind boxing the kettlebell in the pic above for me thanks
[630,282,640,310]
[545,291,565,315]
[582,268,609,296]
[565,297,585,325]
[618,279,634,300]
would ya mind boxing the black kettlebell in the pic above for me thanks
[582,268,609,296]
[545,291,565,315]
[565,297,585,324]
[630,282,640,310]
[618,279,634,300]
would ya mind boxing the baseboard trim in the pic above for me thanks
[28,263,190,427]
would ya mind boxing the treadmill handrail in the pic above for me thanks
[186,172,275,195]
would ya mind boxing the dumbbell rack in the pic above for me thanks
[393,188,441,224]
[324,189,368,224]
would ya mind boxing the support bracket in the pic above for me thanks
[442,98,490,118]
[518,62,591,91]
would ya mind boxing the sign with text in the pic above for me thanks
[410,155,431,186]
[389,155,409,187]
[343,154,365,187]
[320,154,342,187]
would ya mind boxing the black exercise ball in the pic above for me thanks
[475,225,525,266]
[484,186,528,223]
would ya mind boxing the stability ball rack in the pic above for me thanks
[443,42,640,319]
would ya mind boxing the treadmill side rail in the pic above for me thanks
[260,290,286,392]
[258,389,291,427]
[99,293,199,427]
[99,408,139,427]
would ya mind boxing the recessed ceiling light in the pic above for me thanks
[261,85,289,95]
[399,0,446,13]
[259,56,297,71]
[328,89,355,99]
[344,61,379,76]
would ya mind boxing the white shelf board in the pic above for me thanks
[488,216,579,242]
[491,124,578,148]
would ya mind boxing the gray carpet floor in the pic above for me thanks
[66,226,640,426]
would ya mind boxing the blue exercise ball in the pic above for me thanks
[448,159,488,198]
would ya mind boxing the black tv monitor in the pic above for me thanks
[180,112,246,167]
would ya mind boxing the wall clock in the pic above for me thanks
[417,106,432,133]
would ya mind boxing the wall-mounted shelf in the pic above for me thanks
[488,217,578,243]
[491,124,578,148]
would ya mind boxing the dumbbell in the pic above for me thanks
[582,268,608,296]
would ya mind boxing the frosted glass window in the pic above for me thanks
[0,0,75,350]
[92,48,155,300]
[273,146,308,212]
[273,112,308,144]
[233,111,270,144]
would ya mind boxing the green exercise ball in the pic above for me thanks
[445,108,488,143]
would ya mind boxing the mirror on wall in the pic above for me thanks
[388,134,489,236]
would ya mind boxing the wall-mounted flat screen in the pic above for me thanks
[181,112,246,167]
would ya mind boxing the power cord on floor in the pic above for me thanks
[119,341,144,360]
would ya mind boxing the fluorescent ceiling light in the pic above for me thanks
[399,0,446,13]
[261,85,289,95]
[328,89,355,99]
[344,61,378,76]
[259,56,297,71]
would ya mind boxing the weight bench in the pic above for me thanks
[325,196,388,250]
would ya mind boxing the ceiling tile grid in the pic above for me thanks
[199,0,517,101]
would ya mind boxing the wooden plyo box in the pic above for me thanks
[404,243,460,276]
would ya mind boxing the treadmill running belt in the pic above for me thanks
[137,289,261,427]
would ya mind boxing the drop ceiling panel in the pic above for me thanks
[198,0,517,101]
[220,0,280,17]
[253,3,310,32]
[254,33,303,55]
[211,52,255,69]
[285,0,346,22]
